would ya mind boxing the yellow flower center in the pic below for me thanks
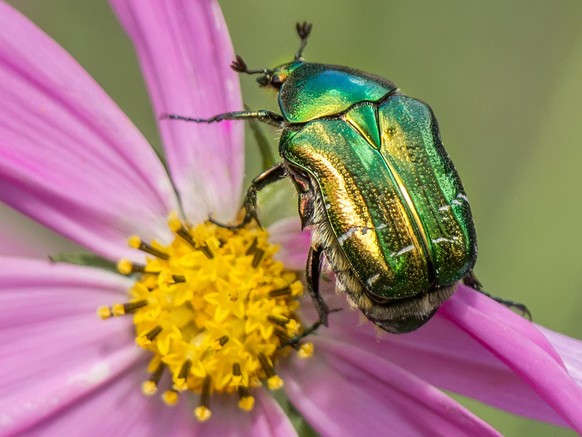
[98,215,312,421]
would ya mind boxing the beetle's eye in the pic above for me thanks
[271,75,283,86]
[257,75,269,87]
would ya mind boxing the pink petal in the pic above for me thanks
[321,284,582,430]
[20,361,200,436]
[252,391,298,437]
[440,287,582,432]
[0,257,143,434]
[0,204,84,257]
[0,3,178,261]
[282,340,499,436]
[110,0,244,223]
[268,218,311,270]
[19,362,296,436]
[190,392,297,437]
[537,325,582,388]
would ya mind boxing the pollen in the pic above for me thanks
[100,216,310,421]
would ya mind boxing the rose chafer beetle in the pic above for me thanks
[168,23,526,334]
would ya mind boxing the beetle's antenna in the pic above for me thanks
[231,55,273,75]
[295,22,312,60]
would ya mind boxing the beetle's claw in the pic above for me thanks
[208,207,261,230]
[296,22,312,39]
[242,210,262,229]
[208,214,244,230]
[475,286,533,321]
[462,271,483,291]
[278,308,340,350]
[231,55,248,73]
[278,321,323,350]
[513,304,533,321]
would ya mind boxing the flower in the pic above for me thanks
[1,1,582,435]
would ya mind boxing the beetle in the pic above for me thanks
[167,23,525,335]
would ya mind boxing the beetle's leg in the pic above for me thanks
[231,55,273,76]
[462,271,532,320]
[479,291,533,321]
[210,163,287,230]
[306,245,331,327]
[294,22,313,60]
[278,245,334,349]
[163,110,284,128]
[290,246,330,338]
[462,270,483,290]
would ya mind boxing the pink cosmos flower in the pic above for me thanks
[1,1,582,435]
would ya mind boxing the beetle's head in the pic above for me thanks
[230,22,312,91]
[255,61,303,90]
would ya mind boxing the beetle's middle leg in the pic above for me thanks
[210,163,288,229]
[164,108,287,228]
[462,271,532,320]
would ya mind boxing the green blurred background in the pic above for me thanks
[7,0,582,435]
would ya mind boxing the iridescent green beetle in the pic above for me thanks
[168,23,483,334]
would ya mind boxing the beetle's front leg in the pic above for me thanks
[462,271,532,320]
[163,109,285,128]
[210,163,288,229]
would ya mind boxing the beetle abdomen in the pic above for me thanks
[283,116,431,299]
[281,95,476,302]
[305,170,456,334]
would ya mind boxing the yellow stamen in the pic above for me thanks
[117,259,134,275]
[100,217,315,420]
[110,300,148,317]
[112,303,125,316]
[136,325,162,347]
[232,363,243,385]
[269,285,291,298]
[142,361,165,396]
[128,236,170,260]
[97,306,112,319]
[238,396,255,411]
[162,389,179,406]
[194,406,212,422]
[212,335,229,350]
[246,237,258,255]
[285,319,301,336]
[298,342,314,359]
[238,386,255,412]
[195,375,213,422]
[267,375,284,391]
[128,235,142,249]
[142,381,158,396]
[167,213,183,232]
[174,359,192,391]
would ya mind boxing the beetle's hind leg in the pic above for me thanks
[279,245,335,349]
[209,163,288,229]
[462,271,532,320]
[305,245,331,327]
